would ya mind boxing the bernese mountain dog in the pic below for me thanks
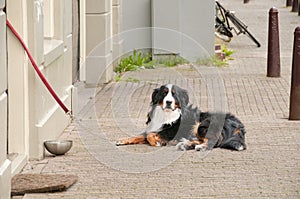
[115,84,246,151]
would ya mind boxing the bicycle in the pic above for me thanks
[215,0,261,47]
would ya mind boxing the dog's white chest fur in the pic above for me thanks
[146,106,181,132]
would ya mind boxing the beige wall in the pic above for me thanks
[0,0,12,198]
[80,0,123,85]
[83,0,113,85]
[0,0,73,195]
[72,0,80,82]
[7,0,28,175]
[112,0,123,67]
[7,0,73,162]
[2,0,122,196]
[121,0,152,53]
[152,0,214,61]
[121,0,214,61]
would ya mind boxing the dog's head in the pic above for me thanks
[151,84,189,112]
[145,84,189,133]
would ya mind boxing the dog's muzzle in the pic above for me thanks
[163,101,176,111]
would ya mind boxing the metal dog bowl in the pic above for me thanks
[44,140,73,155]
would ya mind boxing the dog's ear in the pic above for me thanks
[178,88,189,107]
[151,88,160,105]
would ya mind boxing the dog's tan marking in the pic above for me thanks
[146,132,162,146]
[188,140,203,146]
[117,135,146,145]
[192,122,201,135]
[234,128,241,135]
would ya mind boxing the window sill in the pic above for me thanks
[43,38,64,66]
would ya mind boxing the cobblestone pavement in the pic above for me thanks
[18,0,300,198]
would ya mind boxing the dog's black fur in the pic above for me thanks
[116,84,246,151]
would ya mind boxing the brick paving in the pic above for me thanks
[17,0,300,198]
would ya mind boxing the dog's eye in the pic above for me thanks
[171,90,175,95]
[164,88,169,94]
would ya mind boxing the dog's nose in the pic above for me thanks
[166,101,172,106]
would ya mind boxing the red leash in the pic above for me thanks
[6,19,71,116]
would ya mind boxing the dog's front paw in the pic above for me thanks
[115,140,124,146]
[176,142,187,151]
[195,143,208,152]
[232,142,246,151]
[176,138,191,151]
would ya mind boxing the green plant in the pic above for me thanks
[196,44,235,67]
[196,56,228,67]
[155,55,189,67]
[115,50,153,73]
[115,74,122,82]
[125,77,140,83]
[143,60,155,69]
[221,44,235,57]
[212,56,228,67]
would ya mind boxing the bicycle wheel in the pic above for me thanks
[215,17,233,42]
[226,12,261,47]
[215,31,231,42]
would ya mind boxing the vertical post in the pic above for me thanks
[244,0,250,4]
[267,8,280,77]
[286,0,292,7]
[292,0,299,12]
[289,27,300,120]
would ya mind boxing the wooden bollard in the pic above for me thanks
[286,0,292,7]
[292,0,299,12]
[267,8,281,77]
[289,27,300,120]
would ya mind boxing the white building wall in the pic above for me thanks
[0,2,6,97]
[180,0,215,60]
[121,0,214,60]
[121,0,152,52]
[82,0,214,84]
[7,0,28,170]
[30,0,73,159]
[0,0,12,198]
[1,0,73,196]
[152,0,180,55]
[84,0,113,85]
[7,0,73,161]
[112,0,123,66]
[152,0,214,61]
